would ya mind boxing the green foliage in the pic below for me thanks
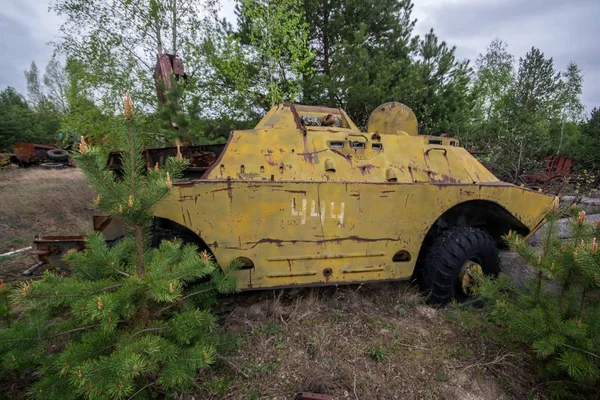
[475,208,600,394]
[300,0,477,133]
[60,59,120,147]
[0,94,239,399]
[0,87,49,151]
[0,280,10,328]
[573,108,600,169]
[0,58,67,151]
[206,0,314,110]
[368,346,387,362]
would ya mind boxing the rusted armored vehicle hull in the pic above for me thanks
[155,180,554,290]
[148,103,556,298]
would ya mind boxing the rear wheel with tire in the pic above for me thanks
[421,226,500,304]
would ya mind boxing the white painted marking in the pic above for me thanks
[310,200,319,217]
[301,199,307,224]
[290,197,345,226]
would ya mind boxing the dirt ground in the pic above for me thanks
[0,167,543,399]
[199,284,537,399]
[0,166,94,282]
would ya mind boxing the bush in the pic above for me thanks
[475,207,600,396]
[0,92,239,399]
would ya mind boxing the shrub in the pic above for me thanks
[476,207,600,396]
[0,92,238,399]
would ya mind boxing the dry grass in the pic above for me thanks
[0,166,94,282]
[198,283,537,399]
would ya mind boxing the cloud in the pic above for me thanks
[0,14,45,94]
[413,0,600,111]
[0,0,61,95]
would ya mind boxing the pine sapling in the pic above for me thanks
[0,91,239,399]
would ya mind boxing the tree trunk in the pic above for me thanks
[134,224,145,278]
[155,17,163,54]
[171,0,177,55]
[557,117,565,155]
[579,288,588,319]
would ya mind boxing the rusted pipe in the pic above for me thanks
[22,262,44,276]
[1,247,32,257]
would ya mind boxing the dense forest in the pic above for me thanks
[1,0,599,182]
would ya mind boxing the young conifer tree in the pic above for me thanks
[476,207,600,396]
[0,92,238,399]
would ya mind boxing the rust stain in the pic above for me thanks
[358,164,378,175]
[281,189,307,194]
[289,103,304,131]
[186,210,192,228]
[301,133,313,163]
[330,149,353,166]
[244,236,396,250]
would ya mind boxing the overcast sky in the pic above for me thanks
[1,0,599,112]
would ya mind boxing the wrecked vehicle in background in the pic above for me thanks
[10,142,71,168]
[34,102,557,303]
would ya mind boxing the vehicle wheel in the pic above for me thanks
[47,148,69,161]
[422,226,499,304]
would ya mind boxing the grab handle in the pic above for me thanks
[425,147,447,156]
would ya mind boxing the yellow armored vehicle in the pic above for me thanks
[36,103,556,303]
[144,102,555,303]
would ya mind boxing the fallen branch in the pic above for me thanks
[395,342,430,351]
[452,351,514,371]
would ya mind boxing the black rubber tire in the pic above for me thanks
[422,226,500,304]
[47,148,69,161]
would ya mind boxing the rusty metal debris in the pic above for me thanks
[154,53,187,106]
[32,236,86,267]
[9,143,71,167]
[522,155,573,186]
[107,144,223,177]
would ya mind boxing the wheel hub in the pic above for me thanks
[459,260,482,294]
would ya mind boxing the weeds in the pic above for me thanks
[368,346,387,362]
